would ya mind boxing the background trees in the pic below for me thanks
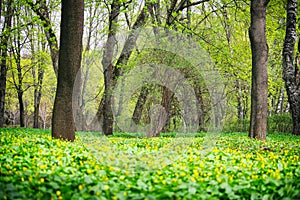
[0,0,298,137]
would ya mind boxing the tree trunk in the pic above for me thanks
[249,0,269,140]
[17,91,25,127]
[275,89,284,114]
[237,80,244,119]
[132,86,149,125]
[52,0,84,141]
[194,84,206,132]
[101,0,120,135]
[161,86,174,132]
[0,0,13,127]
[33,67,44,128]
[282,0,300,135]
[101,3,148,135]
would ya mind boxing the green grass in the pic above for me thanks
[1,128,300,199]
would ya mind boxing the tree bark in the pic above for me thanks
[52,0,84,141]
[282,0,300,135]
[249,0,269,140]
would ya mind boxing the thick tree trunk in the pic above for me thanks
[52,0,84,141]
[0,0,13,127]
[249,0,269,140]
[282,0,300,135]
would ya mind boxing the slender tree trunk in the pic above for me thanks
[249,0,269,140]
[14,27,25,128]
[102,0,120,135]
[237,80,244,119]
[132,86,149,125]
[282,0,300,135]
[275,89,284,114]
[194,84,206,131]
[17,91,25,127]
[52,0,84,141]
[33,67,44,128]
[0,0,13,127]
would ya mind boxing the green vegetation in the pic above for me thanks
[1,128,300,199]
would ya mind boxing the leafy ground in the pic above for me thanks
[0,128,300,200]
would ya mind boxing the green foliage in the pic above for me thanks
[223,114,293,134]
[267,114,292,133]
[1,128,300,199]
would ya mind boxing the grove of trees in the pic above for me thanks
[0,0,299,140]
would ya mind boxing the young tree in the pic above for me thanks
[249,0,269,140]
[282,0,299,135]
[52,0,84,141]
[101,0,121,136]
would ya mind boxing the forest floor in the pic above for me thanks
[1,128,300,199]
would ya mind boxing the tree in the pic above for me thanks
[0,0,13,127]
[282,0,299,135]
[52,0,84,141]
[27,0,59,77]
[249,0,269,140]
[101,0,121,136]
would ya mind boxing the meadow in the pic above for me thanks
[0,128,300,199]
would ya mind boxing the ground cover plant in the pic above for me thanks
[1,128,300,200]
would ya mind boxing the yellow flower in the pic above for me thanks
[104,185,109,190]
[40,178,44,183]
[56,190,61,196]
[120,175,125,181]
[123,192,127,196]
[78,184,84,191]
